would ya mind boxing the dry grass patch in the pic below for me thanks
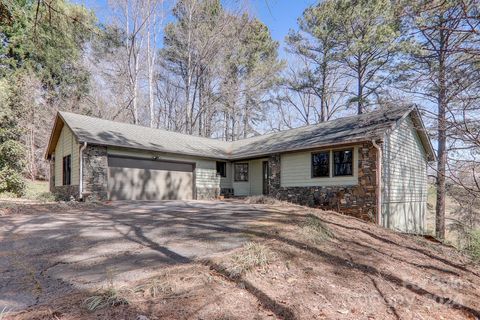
[0,307,9,320]
[134,277,175,298]
[300,214,333,245]
[0,200,106,216]
[245,195,278,205]
[226,242,276,278]
[83,287,129,312]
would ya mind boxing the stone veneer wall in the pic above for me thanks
[49,159,55,193]
[50,156,81,200]
[53,185,80,201]
[82,145,108,201]
[268,142,379,223]
[196,187,220,200]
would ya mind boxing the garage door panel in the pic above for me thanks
[108,156,194,172]
[107,155,194,201]
[108,167,193,200]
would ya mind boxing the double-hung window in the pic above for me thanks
[333,149,353,176]
[234,163,248,182]
[311,149,354,178]
[311,152,330,178]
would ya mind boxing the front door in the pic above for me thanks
[262,161,269,195]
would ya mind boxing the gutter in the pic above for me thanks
[79,142,87,200]
[371,139,382,226]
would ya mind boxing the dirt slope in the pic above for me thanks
[7,201,480,320]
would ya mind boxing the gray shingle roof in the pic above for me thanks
[58,112,231,159]
[230,106,413,158]
[52,106,432,160]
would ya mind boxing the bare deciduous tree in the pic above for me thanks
[400,0,480,239]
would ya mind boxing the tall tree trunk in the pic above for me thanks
[436,23,447,240]
[243,102,249,139]
[357,58,363,115]
[147,1,156,128]
[224,111,229,141]
[29,126,36,181]
[184,1,195,134]
[132,72,139,124]
[198,79,203,135]
[320,58,327,122]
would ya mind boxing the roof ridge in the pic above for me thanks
[50,106,422,161]
[59,111,230,145]
[231,105,414,144]
[61,105,414,146]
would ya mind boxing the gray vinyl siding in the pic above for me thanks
[106,147,220,193]
[54,125,80,186]
[195,159,220,189]
[382,116,428,233]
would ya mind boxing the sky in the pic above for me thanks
[75,0,316,57]
[247,0,315,49]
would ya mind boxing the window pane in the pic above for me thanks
[312,152,329,177]
[333,149,353,176]
[234,163,248,181]
[216,162,226,178]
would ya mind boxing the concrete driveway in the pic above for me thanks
[0,200,292,311]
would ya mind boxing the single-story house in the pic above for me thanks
[45,106,435,233]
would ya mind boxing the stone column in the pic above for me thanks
[82,145,108,201]
[49,158,55,193]
[355,142,379,222]
[268,153,281,197]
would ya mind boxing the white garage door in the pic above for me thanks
[107,155,194,200]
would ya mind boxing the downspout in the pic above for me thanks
[371,140,382,226]
[79,142,87,200]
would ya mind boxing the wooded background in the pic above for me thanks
[0,0,479,242]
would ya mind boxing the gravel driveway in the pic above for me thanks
[0,200,288,311]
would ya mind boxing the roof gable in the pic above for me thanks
[45,114,66,159]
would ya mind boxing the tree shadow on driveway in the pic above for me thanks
[1,200,480,320]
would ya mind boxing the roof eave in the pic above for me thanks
[81,141,231,161]
[229,137,382,161]
[410,106,436,162]
[44,113,64,160]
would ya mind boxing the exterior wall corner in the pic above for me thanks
[82,145,108,201]
[267,153,281,197]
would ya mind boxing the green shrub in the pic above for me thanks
[0,140,25,171]
[0,167,25,197]
[466,229,480,262]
